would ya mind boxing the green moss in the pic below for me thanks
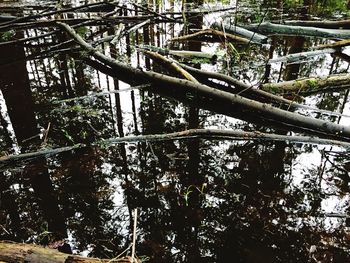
[76,26,88,37]
[294,80,302,89]
[305,79,318,89]
[263,84,281,94]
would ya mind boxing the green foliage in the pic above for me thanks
[312,0,348,15]
[183,186,193,206]
[52,104,101,117]
[228,43,241,60]
[190,57,212,64]
[138,255,150,262]
[62,129,75,144]
[0,30,15,42]
[76,26,88,37]
[282,0,348,16]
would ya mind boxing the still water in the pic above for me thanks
[0,0,350,262]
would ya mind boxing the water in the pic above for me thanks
[0,0,350,262]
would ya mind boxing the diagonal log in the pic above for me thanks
[175,62,350,118]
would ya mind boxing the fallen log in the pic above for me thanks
[267,48,336,64]
[212,21,268,43]
[0,241,133,263]
[57,22,350,140]
[176,62,350,118]
[244,22,350,39]
[277,19,350,29]
[261,73,350,95]
[312,39,350,50]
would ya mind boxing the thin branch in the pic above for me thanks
[131,208,138,263]
[170,28,250,44]
[1,129,350,168]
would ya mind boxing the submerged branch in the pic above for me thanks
[170,28,250,44]
[267,48,336,64]
[1,129,350,168]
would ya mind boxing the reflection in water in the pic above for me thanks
[0,0,350,262]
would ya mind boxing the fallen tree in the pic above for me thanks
[261,73,350,95]
[267,48,336,64]
[0,241,134,263]
[175,62,349,118]
[57,22,350,141]
[243,22,350,39]
[212,21,268,43]
[276,19,350,29]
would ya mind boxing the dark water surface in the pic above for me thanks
[1,0,350,262]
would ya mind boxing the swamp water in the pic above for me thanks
[0,0,350,262]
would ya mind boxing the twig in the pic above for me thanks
[42,122,51,145]
[169,28,250,44]
[131,208,138,263]
[107,244,132,263]
[52,85,150,104]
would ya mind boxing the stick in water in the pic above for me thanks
[131,208,138,263]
